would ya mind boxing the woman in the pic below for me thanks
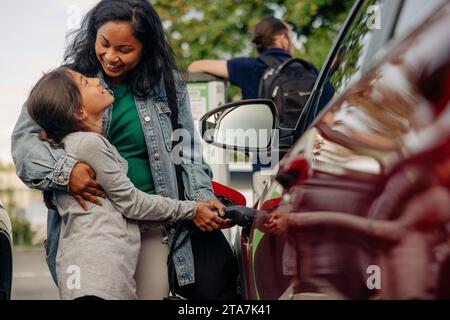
[27,67,223,300]
[12,0,230,299]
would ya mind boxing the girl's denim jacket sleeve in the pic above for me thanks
[10,72,216,286]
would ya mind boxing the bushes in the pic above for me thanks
[10,216,35,246]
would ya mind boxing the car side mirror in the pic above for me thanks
[199,99,278,152]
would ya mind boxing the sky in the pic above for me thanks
[0,0,99,164]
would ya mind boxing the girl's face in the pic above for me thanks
[95,21,144,84]
[68,70,114,116]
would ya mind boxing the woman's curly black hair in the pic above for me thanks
[63,0,180,116]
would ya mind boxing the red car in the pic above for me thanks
[201,0,450,299]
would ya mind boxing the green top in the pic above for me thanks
[107,83,156,195]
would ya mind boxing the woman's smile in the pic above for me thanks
[102,59,124,73]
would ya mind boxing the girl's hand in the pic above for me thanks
[69,162,106,210]
[193,202,225,232]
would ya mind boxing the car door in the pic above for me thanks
[266,1,450,299]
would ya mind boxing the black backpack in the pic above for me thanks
[258,55,318,129]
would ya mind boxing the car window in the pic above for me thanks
[394,0,446,38]
[326,0,383,96]
[294,0,386,139]
[320,0,446,105]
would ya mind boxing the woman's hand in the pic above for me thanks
[208,199,226,217]
[193,202,226,232]
[69,162,106,210]
[208,199,234,228]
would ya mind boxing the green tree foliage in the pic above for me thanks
[11,216,35,246]
[153,0,355,69]
[0,188,35,246]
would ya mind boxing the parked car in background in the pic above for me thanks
[0,200,12,300]
[201,0,450,299]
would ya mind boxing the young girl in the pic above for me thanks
[26,67,224,300]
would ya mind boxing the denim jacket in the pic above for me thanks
[11,71,216,287]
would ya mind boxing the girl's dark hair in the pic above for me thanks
[27,67,85,150]
[27,67,86,210]
[252,16,289,54]
[64,0,180,116]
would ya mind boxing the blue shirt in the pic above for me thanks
[227,48,292,99]
[227,48,292,170]
[226,48,335,170]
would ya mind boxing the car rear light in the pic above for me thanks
[276,155,310,189]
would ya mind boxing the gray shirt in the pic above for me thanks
[55,132,196,300]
